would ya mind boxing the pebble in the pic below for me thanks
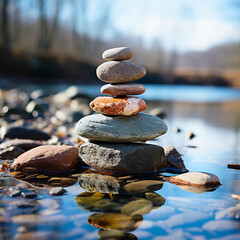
[9,189,21,197]
[100,83,146,96]
[124,180,163,196]
[75,113,168,142]
[0,146,25,159]
[21,190,37,199]
[90,96,146,116]
[98,229,137,240]
[0,139,43,150]
[163,146,188,171]
[88,213,143,231]
[79,142,167,173]
[102,47,133,61]
[231,194,240,201]
[168,172,221,187]
[96,61,146,84]
[3,127,50,140]
[145,192,165,206]
[121,199,152,216]
[186,131,196,139]
[49,187,66,196]
[10,145,79,172]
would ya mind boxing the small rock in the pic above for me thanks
[90,96,146,116]
[0,146,25,159]
[75,113,167,142]
[0,139,43,150]
[149,107,166,119]
[3,127,50,140]
[26,99,49,113]
[98,229,137,240]
[101,83,146,96]
[173,127,182,133]
[9,189,21,197]
[79,142,167,173]
[96,61,146,84]
[88,213,143,231]
[145,192,165,206]
[11,145,79,172]
[102,47,133,61]
[124,180,163,196]
[186,132,196,139]
[231,194,240,201]
[49,187,66,196]
[163,146,188,171]
[168,172,221,187]
[215,206,240,220]
[21,190,37,199]
[121,199,152,216]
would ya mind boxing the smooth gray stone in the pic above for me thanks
[79,142,167,173]
[96,61,146,83]
[75,113,167,142]
[102,47,133,61]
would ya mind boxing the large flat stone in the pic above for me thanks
[96,61,146,84]
[79,142,167,173]
[75,113,167,142]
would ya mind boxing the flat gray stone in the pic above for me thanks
[75,113,167,142]
[96,61,146,84]
[79,142,167,173]
[102,47,133,61]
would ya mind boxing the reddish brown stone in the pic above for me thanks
[100,83,146,96]
[10,145,79,172]
[90,96,147,116]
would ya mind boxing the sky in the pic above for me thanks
[22,0,240,53]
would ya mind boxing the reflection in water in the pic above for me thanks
[75,173,165,239]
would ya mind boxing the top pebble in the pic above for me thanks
[102,47,133,61]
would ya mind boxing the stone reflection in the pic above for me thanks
[75,172,166,238]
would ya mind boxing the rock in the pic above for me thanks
[215,206,240,220]
[98,229,137,240]
[203,220,240,232]
[79,142,167,173]
[3,127,50,140]
[10,145,79,172]
[78,173,121,194]
[75,113,167,142]
[173,127,182,133]
[90,96,146,116]
[9,189,21,197]
[149,107,166,119]
[163,146,188,171]
[168,172,221,187]
[96,61,146,84]
[121,199,152,216]
[102,47,133,61]
[26,99,49,113]
[124,180,163,196]
[49,187,66,196]
[0,146,25,159]
[88,213,143,231]
[3,106,33,119]
[145,192,165,206]
[231,194,240,201]
[101,83,146,96]
[186,132,196,139]
[21,190,37,199]
[0,139,43,150]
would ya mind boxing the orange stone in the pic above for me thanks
[90,96,147,116]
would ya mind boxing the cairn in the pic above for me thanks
[75,47,168,173]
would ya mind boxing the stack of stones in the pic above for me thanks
[75,47,168,173]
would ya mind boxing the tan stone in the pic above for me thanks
[102,47,133,61]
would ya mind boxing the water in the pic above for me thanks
[1,84,240,239]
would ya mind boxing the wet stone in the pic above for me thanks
[98,229,137,240]
[88,213,143,232]
[121,199,153,216]
[145,192,165,206]
[9,189,21,198]
[49,187,66,196]
[21,190,37,199]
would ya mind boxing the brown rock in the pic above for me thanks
[101,83,146,96]
[96,61,146,84]
[10,145,79,172]
[90,96,146,116]
[102,47,133,61]
[0,139,43,150]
